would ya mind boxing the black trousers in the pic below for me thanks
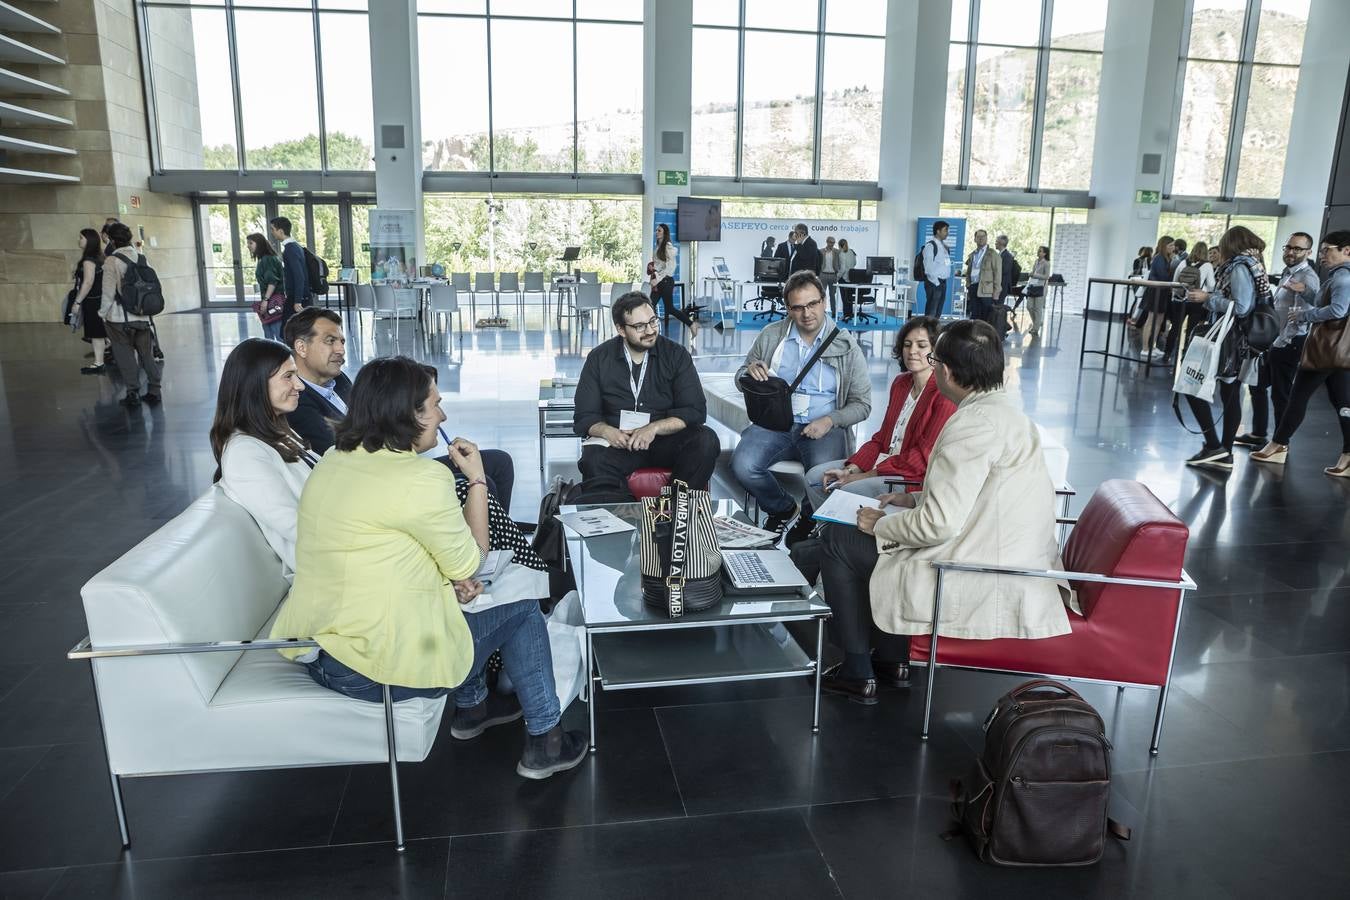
[790,525,910,664]
[1185,378,1243,451]
[1272,367,1350,452]
[923,279,947,318]
[1162,300,1200,361]
[578,424,720,499]
[655,277,695,329]
[1248,338,1304,438]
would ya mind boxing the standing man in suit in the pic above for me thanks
[963,229,1002,324]
[282,309,517,512]
[996,235,1016,302]
[270,216,310,329]
[774,230,797,270]
[792,223,822,274]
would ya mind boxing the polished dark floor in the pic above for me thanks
[0,304,1347,899]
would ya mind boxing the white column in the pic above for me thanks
[1085,0,1187,282]
[1277,0,1349,242]
[368,0,424,263]
[642,0,693,266]
[876,0,951,259]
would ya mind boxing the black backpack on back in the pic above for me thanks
[303,246,330,295]
[947,680,1130,867]
[1005,255,1023,295]
[913,239,937,283]
[1229,258,1280,353]
[116,253,165,317]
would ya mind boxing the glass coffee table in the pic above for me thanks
[563,500,832,752]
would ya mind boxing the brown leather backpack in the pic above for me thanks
[947,680,1131,866]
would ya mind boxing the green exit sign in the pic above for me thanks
[657,170,688,186]
[271,178,289,190]
[1135,189,1161,204]
[212,242,222,253]
[361,242,370,253]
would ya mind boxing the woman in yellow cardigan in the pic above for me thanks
[272,356,586,779]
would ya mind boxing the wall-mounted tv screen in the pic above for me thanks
[677,196,722,242]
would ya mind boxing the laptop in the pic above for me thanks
[721,549,810,593]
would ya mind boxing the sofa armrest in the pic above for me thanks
[68,635,319,661]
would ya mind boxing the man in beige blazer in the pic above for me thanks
[963,229,1002,326]
[858,318,1070,646]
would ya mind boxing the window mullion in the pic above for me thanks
[312,1,328,172]
[1027,0,1054,191]
[225,0,246,172]
[734,0,747,181]
[810,0,826,182]
[484,10,496,173]
[1162,0,1197,197]
[1222,0,1263,199]
[959,0,980,188]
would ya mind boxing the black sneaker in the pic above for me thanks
[1186,446,1233,469]
[1232,433,1267,448]
[784,500,817,549]
[516,724,588,780]
[450,692,523,741]
[119,391,141,408]
[762,502,800,542]
[141,392,161,406]
[80,364,106,375]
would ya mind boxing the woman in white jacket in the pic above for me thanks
[209,338,317,580]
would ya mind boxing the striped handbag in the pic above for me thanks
[639,479,724,617]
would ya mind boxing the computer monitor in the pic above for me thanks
[337,267,357,282]
[712,256,732,278]
[866,256,895,275]
[753,256,787,283]
[677,196,722,242]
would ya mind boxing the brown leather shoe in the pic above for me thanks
[821,666,878,705]
[872,661,911,688]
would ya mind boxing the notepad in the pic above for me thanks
[811,488,883,526]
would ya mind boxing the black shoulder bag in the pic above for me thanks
[737,327,841,432]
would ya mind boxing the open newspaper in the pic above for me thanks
[713,515,780,549]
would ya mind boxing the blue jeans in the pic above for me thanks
[732,422,849,516]
[262,320,283,341]
[304,598,561,735]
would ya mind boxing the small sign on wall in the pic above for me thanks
[1135,189,1161,205]
[129,195,141,209]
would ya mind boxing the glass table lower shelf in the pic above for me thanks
[592,622,815,690]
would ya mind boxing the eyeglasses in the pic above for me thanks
[623,317,660,332]
[925,352,943,367]
[787,298,823,314]
[1283,245,1311,253]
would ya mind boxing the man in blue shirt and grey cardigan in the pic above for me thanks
[270,216,310,329]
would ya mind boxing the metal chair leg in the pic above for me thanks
[88,660,130,848]
[1149,588,1187,755]
[921,569,944,740]
[382,684,406,851]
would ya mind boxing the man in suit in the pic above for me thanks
[774,224,822,276]
[963,229,1002,324]
[996,235,1016,302]
[270,216,311,329]
[282,309,517,512]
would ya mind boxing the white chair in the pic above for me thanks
[578,271,599,284]
[497,272,522,320]
[606,282,633,317]
[428,282,460,338]
[472,272,497,321]
[574,281,604,331]
[69,488,442,852]
[373,284,419,342]
[355,283,376,325]
[522,271,549,318]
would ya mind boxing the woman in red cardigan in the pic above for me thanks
[804,316,956,511]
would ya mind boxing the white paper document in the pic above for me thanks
[811,488,883,526]
[557,508,636,538]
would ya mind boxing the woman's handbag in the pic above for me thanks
[737,327,841,432]
[1300,315,1350,371]
[252,292,286,325]
[639,479,723,618]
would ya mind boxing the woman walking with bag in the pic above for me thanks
[1252,230,1350,477]
[247,233,286,341]
[1180,227,1271,470]
[1140,236,1175,362]
[649,223,699,345]
[73,228,109,375]
[1025,246,1051,336]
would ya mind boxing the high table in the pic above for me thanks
[564,499,831,752]
[1079,276,1183,376]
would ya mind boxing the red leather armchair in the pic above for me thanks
[909,479,1195,754]
[627,468,674,499]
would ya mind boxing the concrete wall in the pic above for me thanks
[0,0,199,324]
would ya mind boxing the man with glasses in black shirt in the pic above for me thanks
[572,292,720,500]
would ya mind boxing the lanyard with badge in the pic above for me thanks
[620,343,652,431]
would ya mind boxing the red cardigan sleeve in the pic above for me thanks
[871,376,957,482]
[846,374,909,472]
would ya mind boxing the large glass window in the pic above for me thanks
[141,2,372,173]
[944,0,1107,192]
[416,3,643,176]
[1170,0,1310,199]
[691,1,884,183]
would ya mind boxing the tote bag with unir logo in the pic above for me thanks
[1173,303,1234,402]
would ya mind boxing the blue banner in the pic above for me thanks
[915,216,965,317]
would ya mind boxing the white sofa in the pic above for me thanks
[71,486,443,850]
